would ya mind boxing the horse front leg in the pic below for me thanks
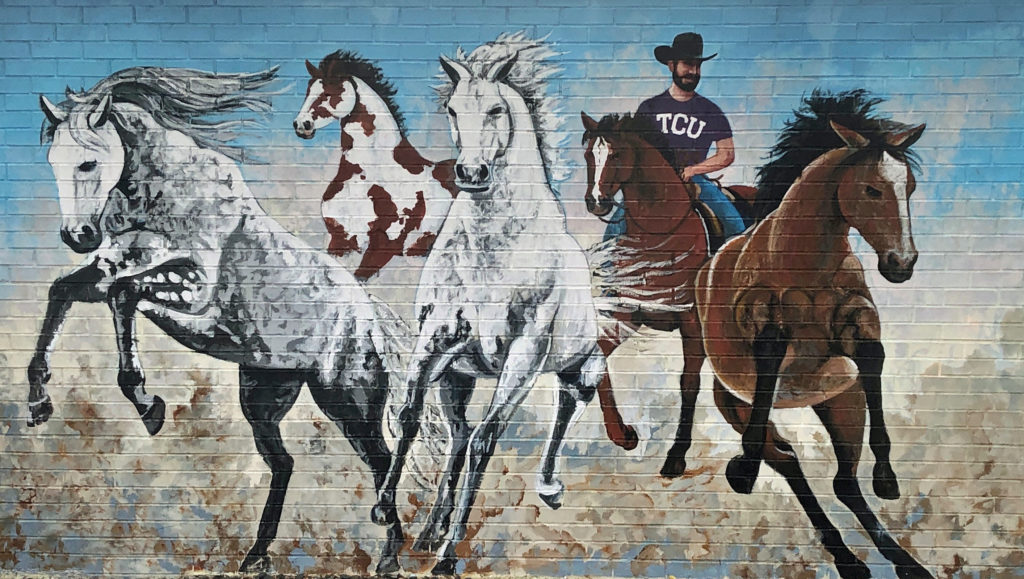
[837,295,900,499]
[433,333,550,575]
[661,309,706,478]
[371,311,472,529]
[539,346,604,508]
[728,290,788,494]
[28,260,109,426]
[597,327,638,450]
[108,279,164,435]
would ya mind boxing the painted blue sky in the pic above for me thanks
[1,0,1021,277]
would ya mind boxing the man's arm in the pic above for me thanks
[681,137,734,181]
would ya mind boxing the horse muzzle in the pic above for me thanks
[878,249,918,283]
[454,162,492,193]
[585,194,614,217]
[61,222,102,254]
[293,118,316,140]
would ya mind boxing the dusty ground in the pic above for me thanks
[2,168,1022,578]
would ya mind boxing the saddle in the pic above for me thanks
[693,179,757,253]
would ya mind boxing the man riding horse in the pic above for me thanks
[604,32,747,244]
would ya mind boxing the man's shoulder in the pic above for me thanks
[637,91,672,113]
[692,93,725,112]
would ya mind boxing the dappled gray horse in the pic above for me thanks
[30,66,405,574]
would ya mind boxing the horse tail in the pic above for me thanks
[369,296,448,490]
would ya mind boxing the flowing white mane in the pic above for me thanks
[42,66,279,163]
[435,31,570,183]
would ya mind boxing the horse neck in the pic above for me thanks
[339,77,402,166]
[493,85,552,205]
[115,112,259,227]
[623,139,692,226]
[765,148,853,268]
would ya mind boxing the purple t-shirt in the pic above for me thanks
[636,91,732,170]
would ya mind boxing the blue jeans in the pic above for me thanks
[691,175,746,239]
[601,175,746,242]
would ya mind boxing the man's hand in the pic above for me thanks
[680,167,698,182]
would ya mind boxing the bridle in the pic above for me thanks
[589,183,698,236]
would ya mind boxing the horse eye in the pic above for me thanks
[447,107,457,118]
[866,186,883,198]
[78,161,97,172]
[487,107,503,116]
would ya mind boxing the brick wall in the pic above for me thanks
[1,0,1022,576]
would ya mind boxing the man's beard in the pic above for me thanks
[673,72,700,92]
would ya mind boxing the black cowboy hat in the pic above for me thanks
[654,32,718,64]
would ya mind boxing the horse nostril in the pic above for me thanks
[303,120,312,130]
[455,164,468,181]
[293,120,299,130]
[479,165,489,182]
[81,224,95,240]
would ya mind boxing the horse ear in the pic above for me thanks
[89,94,113,128]
[487,51,518,83]
[305,59,320,79]
[887,123,926,149]
[39,95,67,125]
[830,120,869,149]
[581,112,598,132]
[440,55,470,84]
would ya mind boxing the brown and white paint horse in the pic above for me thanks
[294,51,458,280]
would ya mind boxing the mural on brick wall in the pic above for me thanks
[4,2,1023,577]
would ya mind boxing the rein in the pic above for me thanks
[622,198,697,237]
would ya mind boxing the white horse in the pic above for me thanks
[369,33,606,574]
[30,66,406,574]
[292,50,458,280]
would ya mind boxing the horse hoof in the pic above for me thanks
[616,424,639,451]
[538,488,563,510]
[659,456,687,479]
[725,454,759,495]
[238,552,272,574]
[431,558,458,576]
[873,463,900,500]
[896,562,934,579]
[141,396,165,436]
[375,555,401,576]
[414,528,446,553]
[27,396,54,427]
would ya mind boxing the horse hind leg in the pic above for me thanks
[713,381,872,579]
[537,348,603,509]
[237,367,303,574]
[307,364,403,575]
[814,388,933,579]
[661,311,705,478]
[415,370,476,553]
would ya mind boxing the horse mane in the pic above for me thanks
[41,66,280,163]
[316,50,407,137]
[581,113,675,168]
[753,88,922,223]
[435,31,570,183]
